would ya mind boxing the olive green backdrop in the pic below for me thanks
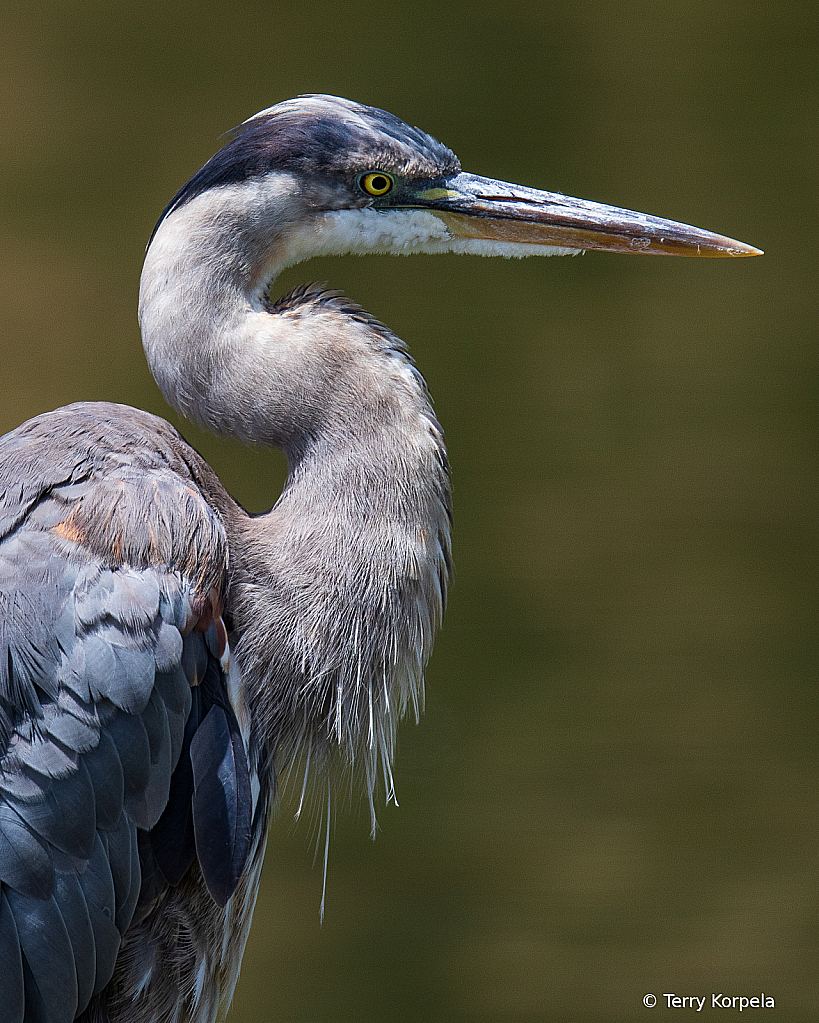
[1,2,816,1020]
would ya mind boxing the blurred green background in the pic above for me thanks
[1,2,816,1020]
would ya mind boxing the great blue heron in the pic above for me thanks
[0,95,760,1022]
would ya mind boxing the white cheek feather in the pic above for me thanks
[291,208,582,262]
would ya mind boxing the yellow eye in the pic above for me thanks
[360,172,394,197]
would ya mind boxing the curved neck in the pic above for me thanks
[139,181,294,447]
[140,183,436,459]
[139,186,453,817]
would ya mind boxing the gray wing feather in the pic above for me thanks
[8,761,97,859]
[0,804,53,898]
[98,814,141,933]
[0,403,234,1022]
[82,728,125,830]
[0,890,26,1020]
[103,713,153,826]
[5,884,78,1023]
[53,870,97,1012]
[79,835,122,996]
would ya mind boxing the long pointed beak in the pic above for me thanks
[408,172,762,257]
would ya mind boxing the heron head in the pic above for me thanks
[151,94,762,263]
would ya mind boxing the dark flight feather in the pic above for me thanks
[190,702,252,907]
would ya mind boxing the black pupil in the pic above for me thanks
[370,175,388,192]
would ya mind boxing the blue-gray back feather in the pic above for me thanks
[0,402,251,1021]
